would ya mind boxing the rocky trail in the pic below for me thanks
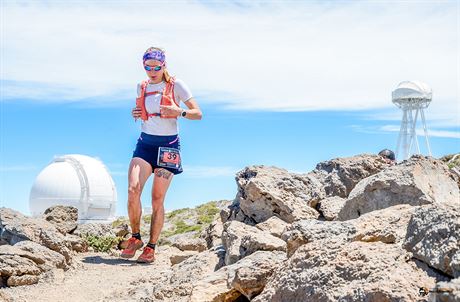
[1,154,460,301]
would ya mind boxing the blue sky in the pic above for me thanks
[1,0,459,216]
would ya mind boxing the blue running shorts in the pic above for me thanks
[132,132,183,175]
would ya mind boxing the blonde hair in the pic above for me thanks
[144,47,172,83]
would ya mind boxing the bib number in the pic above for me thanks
[157,147,181,169]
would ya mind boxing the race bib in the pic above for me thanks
[157,147,182,169]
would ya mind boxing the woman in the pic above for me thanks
[121,47,202,263]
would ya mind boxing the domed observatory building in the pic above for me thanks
[30,154,117,223]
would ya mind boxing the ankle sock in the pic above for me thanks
[147,242,156,250]
[131,232,141,240]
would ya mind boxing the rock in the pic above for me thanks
[13,240,67,269]
[169,246,199,265]
[42,205,78,234]
[281,219,356,257]
[73,222,116,237]
[0,252,41,287]
[113,223,129,238]
[200,217,224,249]
[222,221,286,265]
[0,208,73,263]
[6,274,39,287]
[172,237,207,252]
[254,239,436,302]
[337,155,460,220]
[189,251,286,302]
[431,277,460,302]
[64,234,88,253]
[317,196,346,221]
[351,205,416,244]
[151,248,226,300]
[235,166,321,224]
[404,204,460,278]
[255,216,289,238]
[310,153,391,199]
[230,251,287,300]
[220,199,257,226]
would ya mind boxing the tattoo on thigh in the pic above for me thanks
[155,168,172,180]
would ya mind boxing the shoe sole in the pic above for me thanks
[136,259,154,263]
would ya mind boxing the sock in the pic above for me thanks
[131,232,141,240]
[147,242,156,250]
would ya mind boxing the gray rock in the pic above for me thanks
[337,155,460,220]
[351,204,416,244]
[255,216,289,238]
[222,220,286,265]
[73,222,116,238]
[317,196,346,221]
[404,204,460,278]
[254,239,436,302]
[13,240,67,269]
[172,237,207,252]
[281,219,356,257]
[235,166,321,224]
[0,208,73,263]
[200,217,224,249]
[189,251,286,302]
[42,205,78,234]
[311,153,391,199]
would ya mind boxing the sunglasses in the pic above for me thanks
[144,62,165,72]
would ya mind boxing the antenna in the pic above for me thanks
[392,81,432,161]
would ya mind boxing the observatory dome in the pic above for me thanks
[29,154,117,223]
[392,81,432,102]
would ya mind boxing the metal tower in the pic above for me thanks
[392,81,432,161]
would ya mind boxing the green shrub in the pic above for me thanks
[166,208,190,219]
[196,201,220,225]
[82,234,122,252]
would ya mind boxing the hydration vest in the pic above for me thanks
[136,77,179,120]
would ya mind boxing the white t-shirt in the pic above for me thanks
[137,78,193,136]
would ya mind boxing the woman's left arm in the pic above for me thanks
[182,98,202,120]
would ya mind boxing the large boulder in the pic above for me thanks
[150,248,226,300]
[0,208,76,263]
[234,166,321,224]
[222,221,286,265]
[189,251,286,302]
[351,204,416,244]
[73,222,116,238]
[404,204,460,278]
[337,156,460,220]
[254,239,436,302]
[281,219,356,257]
[42,205,78,234]
[13,240,67,269]
[310,153,391,199]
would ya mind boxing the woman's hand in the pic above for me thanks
[132,106,142,120]
[160,103,182,117]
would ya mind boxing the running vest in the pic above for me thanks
[136,77,179,120]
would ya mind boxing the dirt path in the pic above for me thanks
[1,249,173,302]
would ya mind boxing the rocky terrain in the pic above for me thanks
[1,153,459,302]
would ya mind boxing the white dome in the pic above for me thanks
[392,81,432,108]
[29,154,117,222]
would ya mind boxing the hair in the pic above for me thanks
[144,47,172,83]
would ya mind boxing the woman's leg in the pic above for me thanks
[148,168,174,244]
[127,157,153,234]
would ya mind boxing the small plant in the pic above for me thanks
[82,233,122,252]
[111,217,128,228]
[196,201,220,225]
[143,214,152,223]
[166,208,189,219]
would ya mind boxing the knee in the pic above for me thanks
[128,184,141,198]
[151,199,165,212]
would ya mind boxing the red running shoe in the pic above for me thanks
[136,246,155,263]
[120,237,144,259]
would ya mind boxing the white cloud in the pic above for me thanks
[1,1,458,126]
